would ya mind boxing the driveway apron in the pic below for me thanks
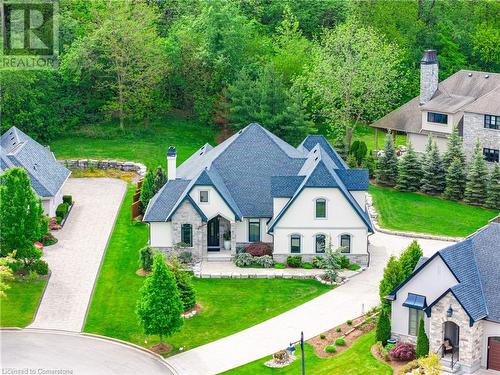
[29,178,127,332]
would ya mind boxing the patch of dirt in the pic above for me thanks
[150,343,173,355]
[371,344,410,374]
[183,303,202,315]
[136,268,151,277]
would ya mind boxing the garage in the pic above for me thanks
[488,337,500,371]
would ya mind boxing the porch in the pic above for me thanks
[203,215,236,261]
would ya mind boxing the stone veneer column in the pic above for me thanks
[230,222,236,254]
[171,200,204,262]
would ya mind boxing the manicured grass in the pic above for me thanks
[369,185,498,237]
[0,278,47,327]
[50,116,216,168]
[84,184,331,355]
[349,125,407,153]
[225,331,391,375]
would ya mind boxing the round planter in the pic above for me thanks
[223,240,231,250]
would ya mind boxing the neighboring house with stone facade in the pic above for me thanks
[372,50,500,165]
[143,123,373,265]
[387,221,500,374]
[0,126,70,217]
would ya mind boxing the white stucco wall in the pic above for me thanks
[41,184,65,217]
[189,186,235,222]
[408,132,448,153]
[149,222,173,248]
[272,187,369,256]
[421,111,455,134]
[350,191,366,209]
[235,218,273,243]
[273,197,289,217]
[481,320,500,368]
[391,255,458,338]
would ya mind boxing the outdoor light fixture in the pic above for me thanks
[447,306,453,317]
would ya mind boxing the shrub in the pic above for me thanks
[139,246,154,271]
[323,246,342,282]
[335,338,346,346]
[30,259,49,275]
[416,317,429,358]
[335,327,341,333]
[55,203,69,219]
[339,256,350,269]
[397,360,419,375]
[234,253,253,267]
[274,262,286,269]
[62,195,72,205]
[320,334,326,339]
[301,262,313,269]
[254,255,274,268]
[376,311,391,346]
[346,320,352,325]
[390,342,416,361]
[376,341,390,361]
[48,217,62,231]
[348,263,361,271]
[244,242,272,257]
[272,350,289,364]
[418,353,440,375]
[56,216,63,225]
[287,256,302,268]
[175,270,196,311]
[312,256,325,269]
[324,345,336,353]
[178,251,193,264]
[385,343,395,352]
[41,233,57,246]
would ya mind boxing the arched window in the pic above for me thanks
[181,224,193,247]
[340,234,351,253]
[290,234,301,253]
[315,198,326,218]
[315,234,326,253]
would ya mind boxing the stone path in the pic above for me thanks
[29,178,126,332]
[168,231,451,375]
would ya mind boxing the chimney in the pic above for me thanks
[420,50,438,105]
[167,146,177,180]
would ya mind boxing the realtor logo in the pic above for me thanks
[1,0,59,69]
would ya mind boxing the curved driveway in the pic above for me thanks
[30,178,127,331]
[0,330,174,375]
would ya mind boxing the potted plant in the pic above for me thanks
[223,232,231,250]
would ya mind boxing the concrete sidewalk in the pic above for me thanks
[168,232,449,375]
[29,178,126,332]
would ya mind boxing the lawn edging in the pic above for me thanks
[367,194,462,242]
[29,271,52,326]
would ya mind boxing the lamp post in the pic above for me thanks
[288,331,305,375]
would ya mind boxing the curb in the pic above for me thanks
[28,270,52,327]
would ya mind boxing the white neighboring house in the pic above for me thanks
[143,123,373,265]
[387,220,500,374]
[0,126,71,217]
[372,50,500,165]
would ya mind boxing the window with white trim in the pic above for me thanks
[199,190,209,203]
[315,234,326,253]
[248,219,260,242]
[340,234,351,253]
[485,114,499,130]
[315,199,326,218]
[427,112,448,124]
[290,234,301,253]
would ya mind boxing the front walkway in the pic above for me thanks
[30,178,126,332]
[168,232,450,375]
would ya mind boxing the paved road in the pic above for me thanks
[0,329,175,375]
[30,178,127,332]
[168,232,451,374]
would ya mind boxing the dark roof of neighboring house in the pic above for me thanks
[372,70,500,134]
[144,124,371,230]
[0,127,70,197]
[391,222,500,323]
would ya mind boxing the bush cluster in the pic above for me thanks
[389,342,416,361]
[254,255,274,268]
[234,252,253,267]
[324,345,336,353]
[274,262,286,269]
[29,259,49,275]
[286,256,302,268]
[335,338,346,346]
[55,202,69,222]
[301,262,313,269]
[63,195,73,205]
[312,256,326,269]
[244,242,273,257]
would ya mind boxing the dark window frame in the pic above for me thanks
[427,112,448,124]
[340,234,351,253]
[181,224,193,247]
[199,190,209,203]
[315,198,327,219]
[248,219,261,242]
[290,234,301,253]
[483,148,499,163]
[484,114,499,130]
[315,234,326,253]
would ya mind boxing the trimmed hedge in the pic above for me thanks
[56,202,69,220]
[287,256,302,268]
[244,242,273,257]
[335,338,346,346]
[63,195,72,205]
[324,345,336,353]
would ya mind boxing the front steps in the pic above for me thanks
[441,357,462,374]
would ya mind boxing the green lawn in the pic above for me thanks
[225,331,391,375]
[349,124,407,152]
[84,184,331,355]
[50,116,216,168]
[0,278,47,327]
[370,185,498,237]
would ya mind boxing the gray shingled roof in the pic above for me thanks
[372,70,500,134]
[144,124,371,227]
[0,127,70,197]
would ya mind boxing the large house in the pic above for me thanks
[387,220,500,373]
[144,123,373,265]
[372,50,500,164]
[0,126,70,216]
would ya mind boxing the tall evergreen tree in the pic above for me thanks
[140,169,155,214]
[399,241,423,278]
[396,142,421,192]
[420,139,445,194]
[379,256,404,312]
[442,126,465,170]
[376,132,398,186]
[376,310,391,346]
[486,163,500,210]
[136,254,183,345]
[416,316,430,358]
[444,157,466,201]
[153,166,167,195]
[464,140,489,205]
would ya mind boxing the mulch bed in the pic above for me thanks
[136,268,151,277]
[307,315,375,358]
[150,343,173,355]
[370,344,411,374]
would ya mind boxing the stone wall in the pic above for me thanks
[420,61,438,104]
[429,292,483,373]
[59,159,146,176]
[171,200,206,261]
[463,112,500,167]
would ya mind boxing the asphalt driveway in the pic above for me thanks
[0,329,175,375]
[29,178,127,332]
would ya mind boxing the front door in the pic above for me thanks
[488,337,500,371]
[207,216,220,251]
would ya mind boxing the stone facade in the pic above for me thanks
[429,292,483,373]
[171,200,206,261]
[59,159,147,176]
[463,112,500,166]
[420,60,439,104]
